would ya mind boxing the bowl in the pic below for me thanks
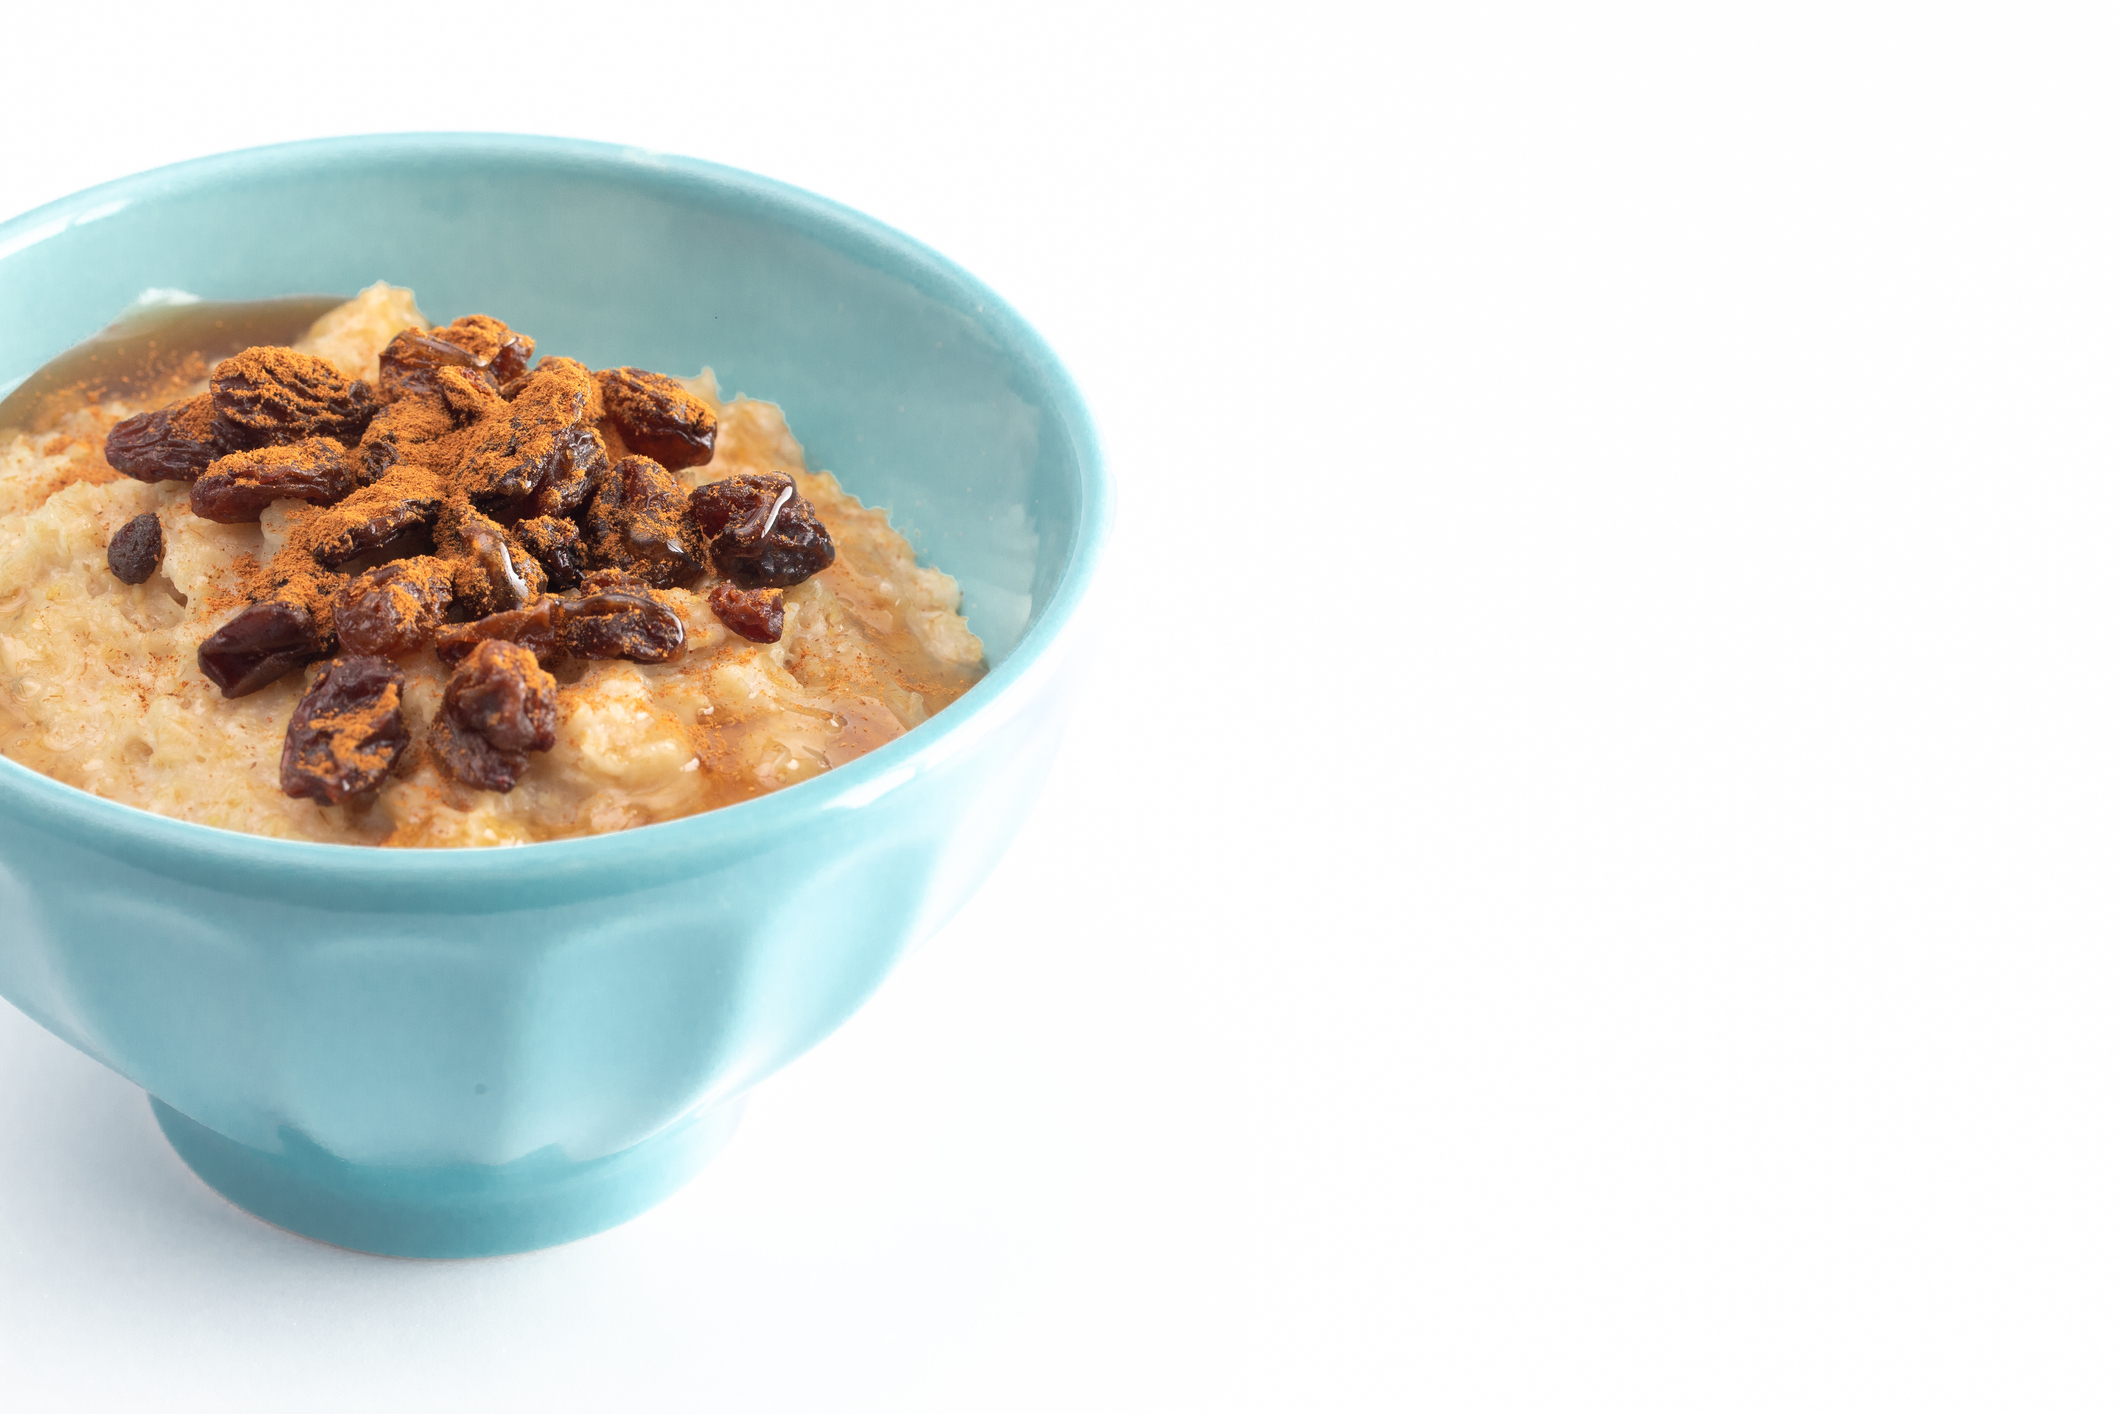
[0,135,1108,1257]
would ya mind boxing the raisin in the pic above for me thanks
[527,424,603,518]
[432,365,509,423]
[103,394,234,483]
[686,474,759,540]
[434,596,567,667]
[489,336,536,387]
[354,393,459,485]
[332,558,454,658]
[199,599,325,698]
[377,330,490,402]
[562,577,686,663]
[440,507,547,617]
[516,515,587,590]
[708,583,785,643]
[457,357,604,513]
[579,568,653,593]
[596,367,717,471]
[313,494,442,568]
[533,427,603,517]
[583,455,703,587]
[428,640,558,793]
[190,438,357,523]
[428,707,529,793]
[106,513,164,585]
[377,316,535,403]
[689,472,836,589]
[358,441,399,487]
[279,656,410,803]
[446,639,558,754]
[211,346,377,447]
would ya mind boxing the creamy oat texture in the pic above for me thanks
[0,285,984,846]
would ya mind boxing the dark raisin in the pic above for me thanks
[686,475,756,540]
[332,558,455,658]
[190,438,357,523]
[428,707,529,793]
[446,639,558,754]
[689,472,836,589]
[434,596,568,667]
[526,424,603,518]
[489,336,536,386]
[583,455,703,587]
[377,316,535,403]
[106,513,164,585]
[313,494,442,568]
[440,508,547,617]
[354,394,459,486]
[428,640,558,793]
[378,330,488,401]
[211,347,377,447]
[578,568,653,593]
[104,394,236,483]
[358,440,399,486]
[377,331,480,401]
[279,656,410,803]
[581,568,644,593]
[432,365,509,423]
[516,515,587,590]
[562,579,686,663]
[708,583,785,643]
[457,357,604,512]
[596,367,717,471]
[199,599,324,698]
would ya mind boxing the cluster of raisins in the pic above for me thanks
[103,314,841,802]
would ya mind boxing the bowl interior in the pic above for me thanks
[0,135,1094,661]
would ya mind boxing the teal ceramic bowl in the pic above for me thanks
[0,135,1107,1257]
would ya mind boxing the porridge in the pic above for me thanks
[0,285,984,846]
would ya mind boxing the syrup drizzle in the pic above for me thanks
[0,294,346,434]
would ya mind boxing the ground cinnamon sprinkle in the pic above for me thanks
[229,353,556,633]
[204,555,260,615]
[300,680,402,779]
[163,391,221,448]
[174,314,758,799]
[0,287,986,845]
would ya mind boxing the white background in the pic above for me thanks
[1,1,2115,1408]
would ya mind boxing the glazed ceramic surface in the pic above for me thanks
[0,135,1107,1256]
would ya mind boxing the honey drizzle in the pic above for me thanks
[0,295,347,434]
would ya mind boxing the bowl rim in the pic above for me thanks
[0,133,1111,886]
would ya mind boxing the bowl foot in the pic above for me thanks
[149,1096,744,1258]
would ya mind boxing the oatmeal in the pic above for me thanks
[0,284,984,846]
